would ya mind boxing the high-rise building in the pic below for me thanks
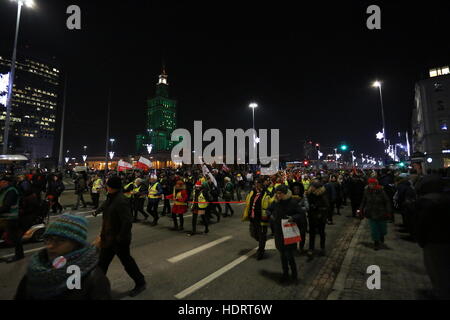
[411,65,450,169]
[136,66,177,154]
[0,55,60,159]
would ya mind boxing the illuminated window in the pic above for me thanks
[430,69,437,77]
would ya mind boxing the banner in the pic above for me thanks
[202,164,217,187]
[118,160,133,171]
[135,156,152,170]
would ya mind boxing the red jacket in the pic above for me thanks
[166,189,188,215]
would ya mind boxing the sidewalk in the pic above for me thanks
[327,214,433,300]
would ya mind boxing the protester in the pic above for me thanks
[166,180,189,231]
[306,181,330,259]
[266,185,303,283]
[14,214,111,300]
[94,176,146,297]
[358,178,392,250]
[242,178,273,260]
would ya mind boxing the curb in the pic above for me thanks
[326,218,366,300]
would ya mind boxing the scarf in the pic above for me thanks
[26,245,98,299]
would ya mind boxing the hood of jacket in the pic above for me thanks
[308,186,326,196]
[273,189,292,202]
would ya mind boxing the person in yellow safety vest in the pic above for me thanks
[242,178,274,260]
[91,174,104,209]
[147,175,163,226]
[122,178,135,213]
[302,177,311,192]
[133,178,149,222]
[188,181,210,236]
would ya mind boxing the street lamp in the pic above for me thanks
[2,0,35,154]
[249,102,259,143]
[82,145,87,165]
[372,80,387,147]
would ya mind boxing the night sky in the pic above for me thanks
[1,0,450,160]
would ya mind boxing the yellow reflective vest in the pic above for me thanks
[92,178,103,193]
[242,190,273,226]
[191,191,208,209]
[148,182,162,199]
[123,182,134,198]
[133,185,146,198]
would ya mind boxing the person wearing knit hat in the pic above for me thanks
[358,177,392,250]
[14,214,112,300]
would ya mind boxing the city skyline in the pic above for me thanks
[1,0,450,160]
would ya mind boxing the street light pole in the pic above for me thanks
[2,1,23,154]
[105,88,111,172]
[58,75,68,170]
[373,81,387,149]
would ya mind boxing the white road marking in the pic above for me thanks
[174,247,258,299]
[167,236,233,264]
[1,246,44,259]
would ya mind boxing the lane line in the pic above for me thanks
[1,246,44,259]
[167,236,233,264]
[174,247,258,299]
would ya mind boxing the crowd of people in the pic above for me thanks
[0,164,449,299]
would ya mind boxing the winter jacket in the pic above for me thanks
[414,192,450,247]
[359,186,392,220]
[97,191,133,248]
[166,187,189,215]
[348,177,366,201]
[306,186,330,224]
[15,266,111,300]
[75,177,87,195]
[266,190,303,251]
[242,189,273,226]
[47,180,65,197]
[291,194,308,232]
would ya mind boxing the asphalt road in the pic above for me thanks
[0,191,357,300]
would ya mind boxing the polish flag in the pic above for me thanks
[118,160,133,172]
[135,156,152,171]
[222,164,230,172]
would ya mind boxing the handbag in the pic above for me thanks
[281,219,301,245]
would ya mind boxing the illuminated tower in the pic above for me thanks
[136,65,177,154]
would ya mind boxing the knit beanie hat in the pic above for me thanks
[106,176,122,189]
[43,214,88,246]
[368,178,379,184]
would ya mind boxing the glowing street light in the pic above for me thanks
[372,80,387,147]
[249,102,259,151]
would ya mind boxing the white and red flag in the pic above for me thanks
[135,156,152,170]
[118,160,133,172]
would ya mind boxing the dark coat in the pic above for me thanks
[348,177,366,202]
[97,191,133,248]
[14,267,111,300]
[307,186,330,224]
[360,186,392,220]
[47,180,65,197]
[266,191,303,251]
[414,192,450,247]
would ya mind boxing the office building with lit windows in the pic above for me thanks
[136,66,177,155]
[0,55,59,159]
[411,65,450,169]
